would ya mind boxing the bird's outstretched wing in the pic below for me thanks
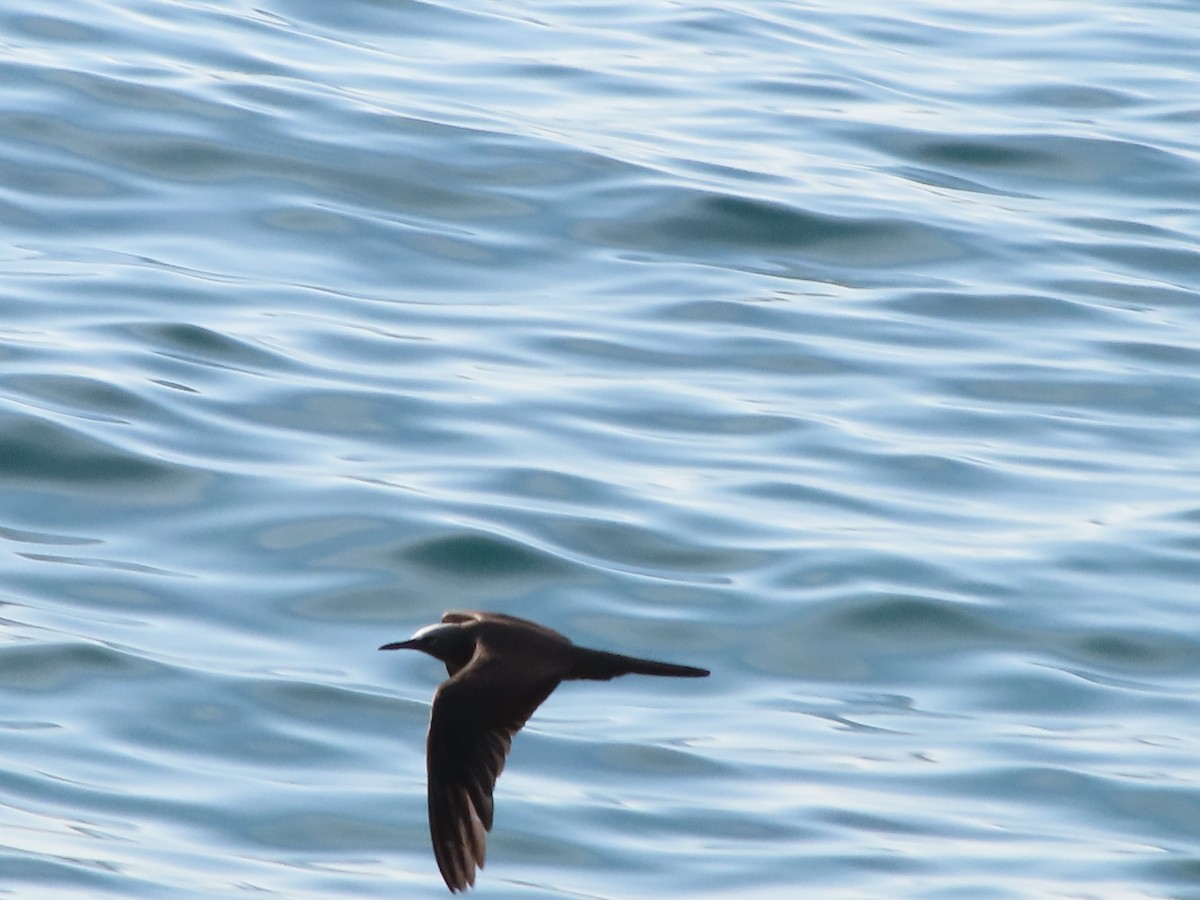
[426,654,560,892]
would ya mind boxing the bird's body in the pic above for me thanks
[379,610,709,892]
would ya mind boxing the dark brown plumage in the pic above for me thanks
[379,610,709,892]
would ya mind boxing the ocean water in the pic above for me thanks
[3,0,1200,896]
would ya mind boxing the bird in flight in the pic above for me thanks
[379,610,709,892]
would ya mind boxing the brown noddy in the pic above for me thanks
[379,610,709,892]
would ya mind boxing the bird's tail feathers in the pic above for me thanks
[567,647,709,681]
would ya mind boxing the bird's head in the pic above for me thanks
[379,622,476,670]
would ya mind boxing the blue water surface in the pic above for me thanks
[2,0,1200,897]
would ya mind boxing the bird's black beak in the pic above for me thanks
[379,638,420,651]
